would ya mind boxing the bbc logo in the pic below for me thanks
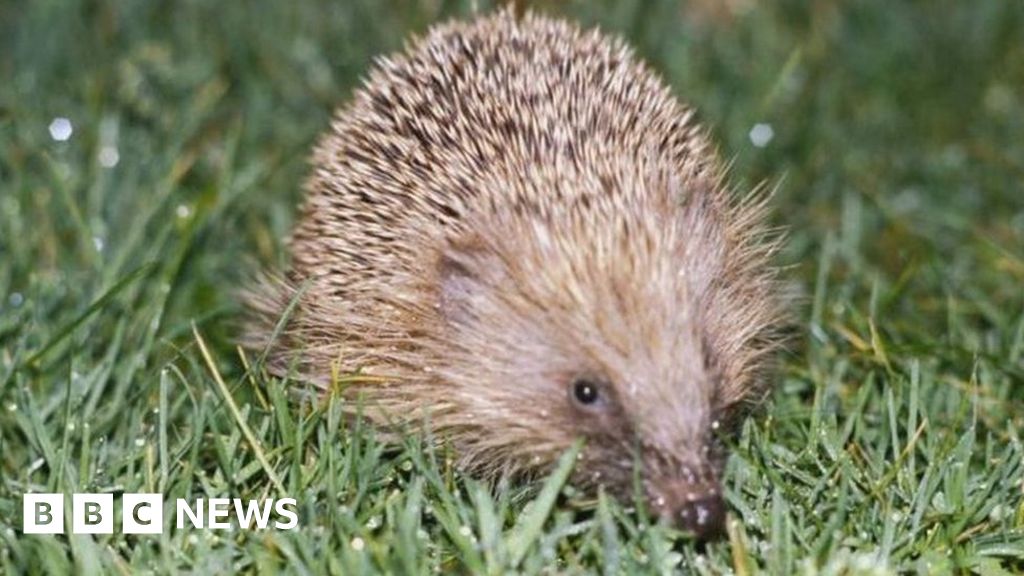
[23,493,299,534]
[23,493,163,534]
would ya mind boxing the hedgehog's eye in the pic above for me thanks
[570,378,602,407]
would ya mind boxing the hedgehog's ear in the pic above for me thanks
[438,254,475,325]
[437,236,503,325]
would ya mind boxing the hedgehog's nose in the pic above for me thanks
[676,493,725,540]
[652,481,726,541]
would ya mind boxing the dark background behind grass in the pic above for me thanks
[1,0,1023,573]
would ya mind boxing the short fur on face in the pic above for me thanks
[429,160,779,492]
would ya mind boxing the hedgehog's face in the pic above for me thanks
[433,192,771,540]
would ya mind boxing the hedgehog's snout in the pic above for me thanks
[651,478,726,541]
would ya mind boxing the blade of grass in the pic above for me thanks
[25,262,154,367]
[506,440,582,568]
[192,322,285,494]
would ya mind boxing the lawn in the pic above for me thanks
[1,0,1023,573]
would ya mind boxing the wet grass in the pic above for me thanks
[1,0,1023,573]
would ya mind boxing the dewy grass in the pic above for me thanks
[1,0,1022,573]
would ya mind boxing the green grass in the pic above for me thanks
[1,0,1023,573]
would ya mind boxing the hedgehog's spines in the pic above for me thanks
[246,10,783,533]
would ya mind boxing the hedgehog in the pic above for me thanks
[245,9,783,540]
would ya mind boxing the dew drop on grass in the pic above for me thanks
[98,146,119,168]
[458,525,472,537]
[749,123,774,148]
[176,204,193,219]
[853,554,874,570]
[989,504,1006,521]
[365,515,381,530]
[49,117,73,141]
[93,236,104,252]
[8,293,24,308]
[350,536,365,551]
[5,402,16,412]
